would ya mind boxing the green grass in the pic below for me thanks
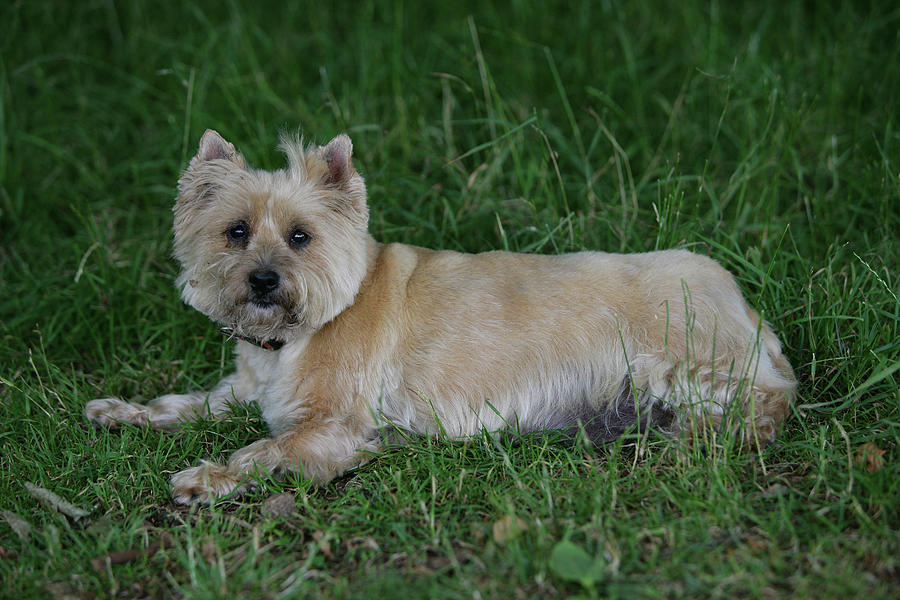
[2,0,898,597]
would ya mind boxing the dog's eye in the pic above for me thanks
[289,228,311,248]
[226,221,249,244]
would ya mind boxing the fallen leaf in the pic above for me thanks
[760,484,787,499]
[549,540,606,586]
[24,482,90,521]
[745,535,768,551]
[90,535,174,572]
[42,580,84,600]
[200,536,219,565]
[261,492,296,518]
[492,515,529,544]
[313,530,333,559]
[1,511,32,542]
[854,442,886,473]
[85,515,116,536]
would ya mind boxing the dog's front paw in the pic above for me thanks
[170,462,249,505]
[85,398,149,428]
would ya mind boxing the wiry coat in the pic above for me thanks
[86,130,796,504]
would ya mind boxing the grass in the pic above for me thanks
[1,0,898,597]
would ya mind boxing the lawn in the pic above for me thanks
[1,1,898,598]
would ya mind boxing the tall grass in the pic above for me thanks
[1,1,898,597]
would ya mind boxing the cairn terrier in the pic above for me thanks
[86,130,796,504]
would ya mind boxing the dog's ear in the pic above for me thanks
[310,134,367,223]
[319,134,355,187]
[192,130,247,168]
[176,130,247,210]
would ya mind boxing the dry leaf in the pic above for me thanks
[261,492,297,518]
[313,530,333,558]
[492,515,529,544]
[745,535,768,551]
[200,536,219,565]
[24,482,90,521]
[42,580,83,600]
[854,442,886,473]
[1,511,32,542]
[90,535,174,572]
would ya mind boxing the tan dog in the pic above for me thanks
[86,130,796,504]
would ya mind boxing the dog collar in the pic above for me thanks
[220,328,285,351]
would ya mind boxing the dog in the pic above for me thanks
[86,129,796,504]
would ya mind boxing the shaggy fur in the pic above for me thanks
[86,129,797,504]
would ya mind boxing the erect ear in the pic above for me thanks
[319,134,355,187]
[176,130,247,211]
[192,129,247,168]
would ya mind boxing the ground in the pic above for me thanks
[1,1,898,598]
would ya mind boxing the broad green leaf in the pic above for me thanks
[549,541,606,586]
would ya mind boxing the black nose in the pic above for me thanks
[248,270,280,295]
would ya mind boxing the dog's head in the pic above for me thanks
[173,130,369,341]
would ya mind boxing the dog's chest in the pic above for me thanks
[239,341,310,434]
